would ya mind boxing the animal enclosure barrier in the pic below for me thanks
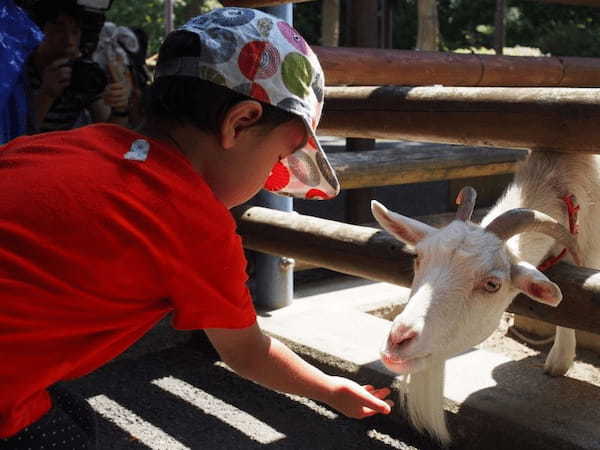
[233,205,600,336]
[320,86,600,151]
[314,46,600,87]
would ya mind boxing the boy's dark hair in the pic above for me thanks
[144,30,298,135]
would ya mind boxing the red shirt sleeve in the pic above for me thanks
[155,156,257,331]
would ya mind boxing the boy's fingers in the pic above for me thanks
[363,385,375,392]
[370,387,392,399]
[361,392,392,414]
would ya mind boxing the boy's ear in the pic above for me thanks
[220,100,263,149]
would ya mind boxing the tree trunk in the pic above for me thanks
[416,0,439,51]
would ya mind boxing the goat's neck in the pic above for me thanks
[481,152,595,266]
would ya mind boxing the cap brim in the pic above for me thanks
[264,119,340,200]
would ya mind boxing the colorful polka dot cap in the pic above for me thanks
[155,7,340,200]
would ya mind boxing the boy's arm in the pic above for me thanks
[205,323,393,419]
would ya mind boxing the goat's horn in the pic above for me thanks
[455,186,477,222]
[485,208,581,265]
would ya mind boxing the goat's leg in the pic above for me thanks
[544,326,576,376]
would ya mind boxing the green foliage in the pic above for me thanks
[293,2,322,45]
[507,0,600,57]
[106,0,600,58]
[437,0,600,56]
[106,0,222,58]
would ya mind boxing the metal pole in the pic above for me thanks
[164,0,174,36]
[252,3,294,310]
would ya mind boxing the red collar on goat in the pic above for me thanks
[537,194,580,271]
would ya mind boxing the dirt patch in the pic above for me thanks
[479,313,600,387]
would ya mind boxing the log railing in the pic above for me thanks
[234,205,600,335]
[321,86,600,151]
[314,46,600,87]
[328,144,526,189]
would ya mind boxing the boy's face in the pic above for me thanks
[209,118,308,208]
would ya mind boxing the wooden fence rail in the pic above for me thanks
[314,46,600,87]
[321,86,600,152]
[328,145,526,189]
[233,205,600,335]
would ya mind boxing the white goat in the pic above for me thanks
[371,151,600,444]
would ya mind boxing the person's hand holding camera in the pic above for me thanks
[40,58,72,99]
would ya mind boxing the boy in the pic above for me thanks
[0,7,393,449]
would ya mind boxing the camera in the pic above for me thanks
[66,58,108,97]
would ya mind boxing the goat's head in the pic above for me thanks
[373,187,580,375]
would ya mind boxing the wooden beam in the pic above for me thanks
[320,86,600,152]
[313,46,600,87]
[221,0,313,6]
[329,145,526,189]
[233,205,600,335]
[234,205,414,286]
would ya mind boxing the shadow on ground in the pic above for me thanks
[65,343,441,450]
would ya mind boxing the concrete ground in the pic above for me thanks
[63,272,600,450]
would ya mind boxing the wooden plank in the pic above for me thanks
[221,0,313,6]
[321,86,600,152]
[233,205,600,335]
[313,46,600,87]
[328,145,526,189]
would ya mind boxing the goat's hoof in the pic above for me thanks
[544,353,573,377]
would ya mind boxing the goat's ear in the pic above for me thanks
[511,261,563,307]
[371,200,435,245]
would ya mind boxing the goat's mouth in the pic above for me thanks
[380,351,431,374]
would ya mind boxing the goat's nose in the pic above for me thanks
[389,326,418,350]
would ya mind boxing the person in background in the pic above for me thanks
[25,0,131,133]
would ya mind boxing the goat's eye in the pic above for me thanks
[483,278,502,293]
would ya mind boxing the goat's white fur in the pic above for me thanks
[374,152,600,444]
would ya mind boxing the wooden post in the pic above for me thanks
[321,0,340,47]
[494,0,506,55]
[321,86,600,151]
[345,0,379,225]
[164,0,174,36]
[416,0,439,51]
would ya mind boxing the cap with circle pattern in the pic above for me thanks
[155,7,340,200]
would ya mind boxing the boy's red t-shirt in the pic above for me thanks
[0,124,256,438]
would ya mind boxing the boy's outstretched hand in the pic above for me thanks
[206,323,394,421]
[326,377,393,418]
